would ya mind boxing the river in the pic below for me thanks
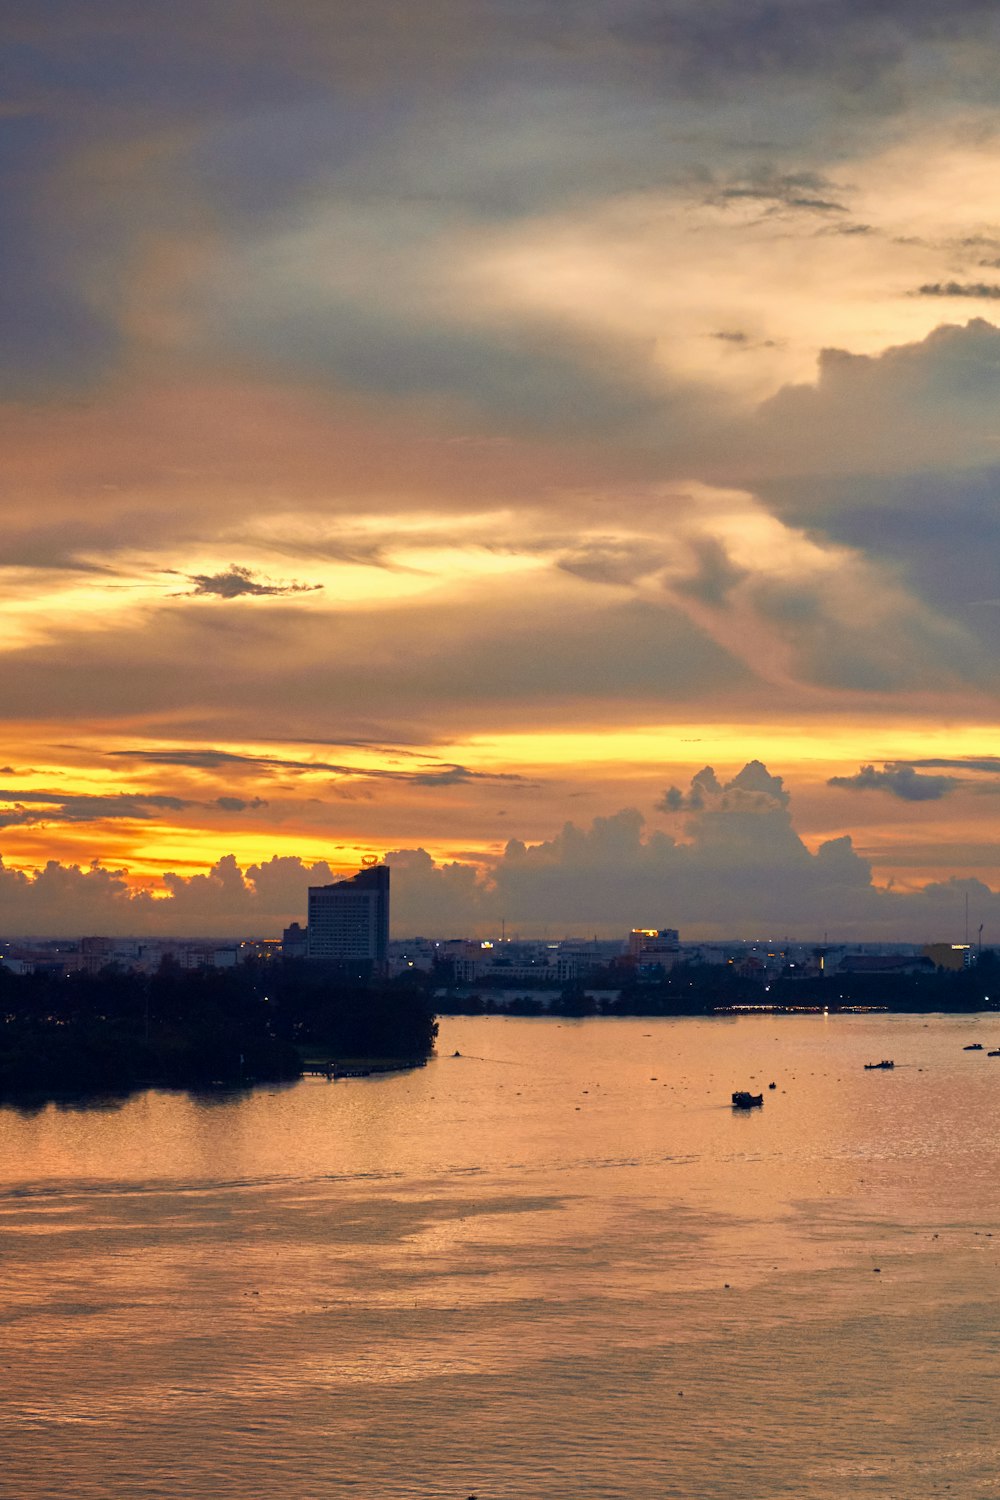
[2,1013,999,1499]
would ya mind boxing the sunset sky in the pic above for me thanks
[4,0,1000,939]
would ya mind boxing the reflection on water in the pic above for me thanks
[2,1014,999,1498]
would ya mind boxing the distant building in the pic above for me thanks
[923,943,974,972]
[0,955,34,976]
[307,863,390,966]
[835,953,934,976]
[627,928,681,972]
[282,922,309,959]
[178,947,238,970]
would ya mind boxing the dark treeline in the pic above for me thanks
[5,950,995,1100]
[0,958,438,1100]
[436,952,1000,1018]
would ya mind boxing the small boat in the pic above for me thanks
[963,1043,984,1051]
[988,1050,1000,1058]
[731,1090,763,1108]
[864,1060,894,1070]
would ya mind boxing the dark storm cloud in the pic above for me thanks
[0,586,747,738]
[755,474,1000,669]
[407,765,526,787]
[0,786,281,827]
[757,464,1000,656]
[828,764,957,800]
[110,749,309,772]
[0,789,193,826]
[916,282,1000,299]
[612,0,1000,92]
[709,330,780,353]
[707,173,848,215]
[753,320,1000,493]
[196,279,674,437]
[0,524,122,573]
[756,587,990,695]
[109,747,525,789]
[0,116,119,396]
[174,566,322,599]
[557,542,666,586]
[909,757,1000,773]
[7,0,1000,405]
[673,537,748,608]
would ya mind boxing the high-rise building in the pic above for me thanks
[628,928,680,971]
[307,863,390,966]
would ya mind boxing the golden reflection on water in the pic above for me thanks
[2,1014,1000,1498]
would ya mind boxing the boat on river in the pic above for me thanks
[864,1059,894,1070]
[731,1090,763,1108]
[963,1043,984,1051]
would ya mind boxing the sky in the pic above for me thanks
[4,0,1000,941]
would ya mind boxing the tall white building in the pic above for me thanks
[307,864,390,966]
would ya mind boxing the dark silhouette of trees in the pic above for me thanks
[0,957,437,1101]
[433,953,1000,1018]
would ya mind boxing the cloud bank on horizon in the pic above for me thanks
[1,762,995,942]
[3,1,1000,937]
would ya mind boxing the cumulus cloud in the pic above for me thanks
[658,766,723,813]
[754,319,1000,483]
[828,763,958,801]
[658,761,789,814]
[10,761,987,941]
[4,2,1000,915]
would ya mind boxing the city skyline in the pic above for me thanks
[4,3,1000,938]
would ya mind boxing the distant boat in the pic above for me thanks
[963,1043,984,1051]
[731,1090,763,1108]
[864,1060,894,1070]
[988,1050,1000,1057]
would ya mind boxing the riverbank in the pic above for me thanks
[0,958,438,1103]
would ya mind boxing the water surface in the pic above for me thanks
[3,1014,999,1498]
